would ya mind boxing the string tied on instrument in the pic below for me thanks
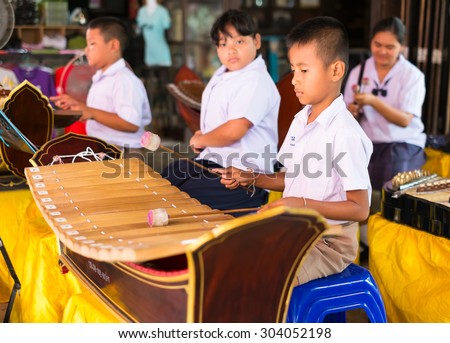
[49,146,115,165]
[247,168,257,198]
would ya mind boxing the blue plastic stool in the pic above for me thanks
[287,263,387,323]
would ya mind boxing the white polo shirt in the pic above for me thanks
[198,55,280,173]
[86,58,152,148]
[343,55,426,148]
[279,95,373,225]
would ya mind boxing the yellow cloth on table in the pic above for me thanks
[0,189,35,303]
[9,215,83,322]
[368,213,450,322]
[0,189,119,322]
[63,290,120,323]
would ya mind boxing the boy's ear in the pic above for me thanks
[254,33,262,50]
[330,60,345,81]
[110,38,121,52]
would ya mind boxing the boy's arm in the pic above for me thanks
[81,106,139,132]
[190,118,253,151]
[262,189,370,222]
[51,94,139,132]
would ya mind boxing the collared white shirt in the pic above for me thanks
[279,95,373,225]
[198,55,280,173]
[343,55,426,148]
[86,58,151,148]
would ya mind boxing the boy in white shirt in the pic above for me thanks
[214,16,373,284]
[51,17,151,150]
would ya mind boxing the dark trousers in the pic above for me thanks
[161,159,268,216]
[369,142,426,190]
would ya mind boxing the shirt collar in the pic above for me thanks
[295,94,346,129]
[368,54,406,82]
[216,54,265,79]
[387,54,406,78]
[92,58,126,82]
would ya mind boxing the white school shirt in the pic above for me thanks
[343,55,426,148]
[198,55,280,173]
[278,95,373,225]
[86,58,151,148]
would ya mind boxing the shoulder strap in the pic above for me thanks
[357,59,366,87]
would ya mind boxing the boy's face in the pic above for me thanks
[85,28,117,72]
[216,25,261,72]
[288,42,339,109]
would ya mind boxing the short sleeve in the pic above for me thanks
[398,70,425,117]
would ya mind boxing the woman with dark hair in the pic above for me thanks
[343,16,426,247]
[345,16,426,192]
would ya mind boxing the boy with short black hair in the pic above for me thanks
[214,16,373,284]
[51,16,151,150]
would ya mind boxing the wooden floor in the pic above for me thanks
[347,308,370,323]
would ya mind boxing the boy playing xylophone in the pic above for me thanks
[214,17,373,285]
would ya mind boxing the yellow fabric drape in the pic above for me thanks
[366,147,450,323]
[62,291,120,323]
[0,190,118,322]
[0,189,35,303]
[368,214,450,322]
[423,147,450,178]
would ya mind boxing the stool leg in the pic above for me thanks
[305,295,387,323]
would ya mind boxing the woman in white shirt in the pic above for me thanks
[344,16,426,193]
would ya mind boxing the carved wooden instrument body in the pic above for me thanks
[25,158,327,322]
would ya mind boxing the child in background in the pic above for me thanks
[214,16,373,284]
[50,16,151,152]
[161,9,280,213]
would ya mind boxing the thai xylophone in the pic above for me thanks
[25,158,327,322]
[382,170,450,239]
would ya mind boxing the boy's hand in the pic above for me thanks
[50,94,81,111]
[211,166,254,190]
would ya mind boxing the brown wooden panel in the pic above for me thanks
[0,80,53,178]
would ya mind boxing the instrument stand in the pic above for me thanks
[0,237,21,323]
